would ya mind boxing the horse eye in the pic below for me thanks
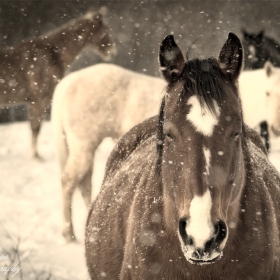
[232,132,240,140]
[165,133,174,141]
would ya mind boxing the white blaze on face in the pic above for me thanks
[203,147,211,175]
[186,96,220,136]
[186,189,214,248]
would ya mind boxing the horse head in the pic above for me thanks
[264,61,280,137]
[157,33,246,264]
[83,7,117,60]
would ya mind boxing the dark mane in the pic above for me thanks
[180,58,226,115]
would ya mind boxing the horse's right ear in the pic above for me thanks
[241,29,249,39]
[218,32,243,81]
[264,61,274,77]
[159,35,185,83]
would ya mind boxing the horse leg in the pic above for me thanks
[260,121,270,152]
[61,158,77,242]
[76,153,93,210]
[28,105,44,159]
[61,147,95,242]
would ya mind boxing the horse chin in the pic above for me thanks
[181,246,223,265]
[188,252,223,266]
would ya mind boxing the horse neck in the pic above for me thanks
[48,19,92,72]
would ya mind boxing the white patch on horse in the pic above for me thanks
[186,190,214,248]
[203,147,211,175]
[186,96,220,136]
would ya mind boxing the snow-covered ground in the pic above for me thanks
[0,121,280,279]
[0,121,115,280]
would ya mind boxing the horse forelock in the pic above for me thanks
[180,58,226,116]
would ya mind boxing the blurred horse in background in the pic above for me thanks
[0,7,115,159]
[239,62,280,142]
[85,33,280,279]
[242,30,280,150]
[242,30,280,70]
[51,63,165,242]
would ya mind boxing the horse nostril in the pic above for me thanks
[204,237,215,252]
[192,249,203,259]
[214,220,227,245]
[179,218,194,246]
[178,218,187,242]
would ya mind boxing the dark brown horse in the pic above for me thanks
[85,33,280,279]
[0,7,115,158]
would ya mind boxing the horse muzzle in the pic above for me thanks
[179,219,227,265]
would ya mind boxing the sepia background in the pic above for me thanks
[0,0,280,121]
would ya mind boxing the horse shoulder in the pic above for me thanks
[86,128,159,279]
[245,125,267,155]
[103,116,158,182]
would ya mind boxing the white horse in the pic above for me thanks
[51,63,166,242]
[239,61,280,142]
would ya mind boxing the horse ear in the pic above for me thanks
[258,30,264,40]
[241,29,249,39]
[159,35,185,83]
[218,32,244,81]
[264,61,274,77]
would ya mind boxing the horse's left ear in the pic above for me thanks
[159,35,185,83]
[257,30,264,40]
[218,32,244,81]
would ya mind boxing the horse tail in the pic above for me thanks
[51,78,69,172]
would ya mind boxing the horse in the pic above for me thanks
[85,33,280,279]
[0,7,115,159]
[51,63,166,242]
[242,30,280,150]
[239,61,280,136]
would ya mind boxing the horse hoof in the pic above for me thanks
[33,154,44,162]
[63,234,77,243]
[62,230,76,243]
